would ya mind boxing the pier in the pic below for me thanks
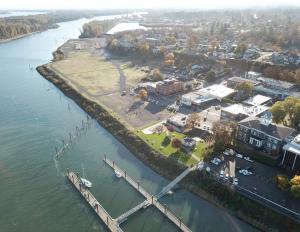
[67,158,194,232]
[103,157,194,232]
[67,171,123,232]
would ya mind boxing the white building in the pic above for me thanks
[198,84,235,101]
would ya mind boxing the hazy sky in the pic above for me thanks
[0,0,300,10]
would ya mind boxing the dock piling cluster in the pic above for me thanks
[55,115,92,158]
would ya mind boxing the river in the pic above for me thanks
[0,15,257,232]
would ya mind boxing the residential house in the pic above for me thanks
[165,113,187,132]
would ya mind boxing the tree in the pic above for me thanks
[263,66,281,80]
[283,97,298,127]
[235,81,254,98]
[294,103,300,128]
[290,175,300,186]
[151,68,164,81]
[172,138,182,151]
[138,89,148,100]
[138,42,150,57]
[275,174,290,191]
[235,43,247,54]
[206,70,216,82]
[164,52,175,67]
[186,113,201,129]
[291,185,300,198]
[269,101,286,123]
[212,121,237,150]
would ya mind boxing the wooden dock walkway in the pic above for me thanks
[103,157,192,232]
[66,171,123,232]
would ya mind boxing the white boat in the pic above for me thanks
[81,164,92,188]
[81,178,92,188]
[115,170,122,178]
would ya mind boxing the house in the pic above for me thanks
[221,104,269,121]
[227,76,259,88]
[243,94,272,106]
[165,113,187,132]
[156,79,183,96]
[236,113,295,158]
[181,137,196,152]
[282,134,300,171]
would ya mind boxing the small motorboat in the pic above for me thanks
[115,170,122,178]
[81,178,92,188]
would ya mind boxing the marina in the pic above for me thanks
[67,157,194,232]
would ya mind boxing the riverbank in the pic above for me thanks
[37,64,300,232]
[0,32,36,44]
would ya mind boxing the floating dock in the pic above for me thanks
[103,157,193,232]
[67,171,123,232]
[67,157,194,232]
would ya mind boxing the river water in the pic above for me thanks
[0,16,256,232]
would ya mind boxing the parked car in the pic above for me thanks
[220,170,225,178]
[233,178,238,185]
[236,153,243,159]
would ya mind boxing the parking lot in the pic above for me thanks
[205,149,300,215]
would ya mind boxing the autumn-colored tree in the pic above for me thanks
[275,175,290,191]
[150,68,164,81]
[235,43,248,54]
[164,52,175,67]
[138,89,148,100]
[290,175,300,198]
[263,66,281,80]
[290,175,300,186]
[235,81,254,97]
[284,97,299,126]
[212,121,237,150]
[206,70,216,82]
[172,138,182,151]
[270,101,286,124]
[138,42,150,57]
[186,113,201,129]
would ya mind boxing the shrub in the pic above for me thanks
[161,136,171,147]
[290,175,300,186]
[291,185,300,198]
[275,175,290,191]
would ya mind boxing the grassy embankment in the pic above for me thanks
[137,130,206,166]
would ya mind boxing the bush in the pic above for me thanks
[161,135,171,147]
[275,174,290,191]
[291,185,300,198]
[290,175,300,186]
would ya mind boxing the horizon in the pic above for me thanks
[1,0,300,11]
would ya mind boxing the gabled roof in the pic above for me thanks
[238,116,295,140]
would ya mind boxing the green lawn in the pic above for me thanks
[136,130,207,166]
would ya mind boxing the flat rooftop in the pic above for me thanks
[222,104,269,117]
[244,94,271,106]
[199,84,235,100]
[181,92,215,105]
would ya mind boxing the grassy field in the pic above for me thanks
[51,51,120,96]
[137,130,206,166]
